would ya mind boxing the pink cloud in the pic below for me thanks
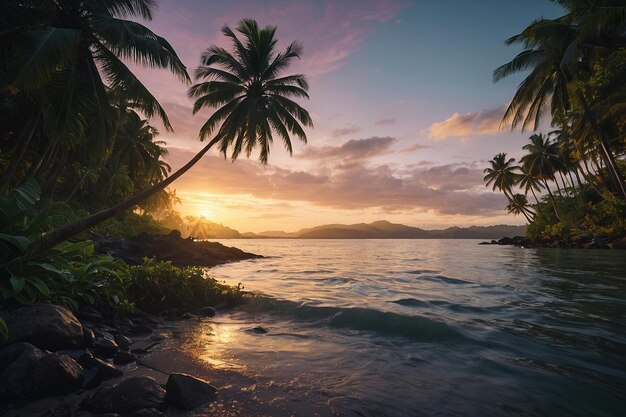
[427,105,506,141]
[165,148,507,216]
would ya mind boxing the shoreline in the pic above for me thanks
[479,234,626,249]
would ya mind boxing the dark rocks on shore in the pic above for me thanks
[114,334,133,351]
[1,304,84,350]
[196,306,216,317]
[81,376,165,413]
[94,338,119,358]
[0,343,84,402]
[113,351,137,365]
[165,373,218,410]
[92,230,262,267]
[81,356,124,379]
[479,233,626,249]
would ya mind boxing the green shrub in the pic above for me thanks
[124,259,244,313]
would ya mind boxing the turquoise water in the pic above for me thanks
[192,239,626,416]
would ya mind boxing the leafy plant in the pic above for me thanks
[124,259,243,313]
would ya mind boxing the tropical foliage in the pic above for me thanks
[0,2,311,315]
[487,0,626,241]
[24,17,312,253]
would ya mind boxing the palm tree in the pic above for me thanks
[483,152,521,200]
[517,168,544,205]
[520,133,561,219]
[0,0,190,191]
[28,19,313,253]
[494,7,626,199]
[506,194,535,223]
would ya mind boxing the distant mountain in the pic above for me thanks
[190,220,241,239]
[238,220,526,239]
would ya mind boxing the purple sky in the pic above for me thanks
[132,0,562,232]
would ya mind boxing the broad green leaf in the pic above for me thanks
[10,276,25,293]
[28,277,50,296]
[0,233,30,253]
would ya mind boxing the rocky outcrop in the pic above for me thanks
[2,304,84,350]
[81,376,165,413]
[479,233,626,249]
[0,343,83,402]
[93,231,262,267]
[165,373,217,409]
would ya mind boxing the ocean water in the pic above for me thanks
[171,239,626,416]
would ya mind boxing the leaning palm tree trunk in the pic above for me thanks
[28,137,219,253]
[575,91,626,199]
[28,19,313,255]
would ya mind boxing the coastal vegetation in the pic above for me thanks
[1,1,311,316]
[487,0,626,245]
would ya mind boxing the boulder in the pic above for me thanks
[94,338,119,358]
[83,327,96,348]
[609,236,626,250]
[82,367,103,389]
[165,373,217,410]
[129,409,166,417]
[2,304,84,350]
[0,343,83,403]
[81,376,165,413]
[81,356,124,379]
[114,334,133,351]
[113,351,137,365]
[196,306,216,317]
[251,326,268,334]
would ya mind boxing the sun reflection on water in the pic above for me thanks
[179,320,245,371]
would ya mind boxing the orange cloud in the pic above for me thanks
[427,105,506,141]
[166,148,506,216]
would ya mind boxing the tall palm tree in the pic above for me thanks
[520,133,561,219]
[517,168,544,205]
[483,152,521,200]
[494,6,626,199]
[29,19,313,253]
[0,0,190,191]
[506,193,535,223]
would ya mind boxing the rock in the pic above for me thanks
[497,237,514,245]
[196,306,216,317]
[82,367,103,389]
[128,325,153,335]
[94,338,119,358]
[81,376,165,413]
[113,351,137,365]
[129,409,166,417]
[42,405,73,417]
[83,327,96,348]
[57,349,92,364]
[0,343,83,403]
[81,356,124,379]
[251,326,268,334]
[114,334,133,351]
[165,373,217,410]
[609,236,626,249]
[2,304,84,351]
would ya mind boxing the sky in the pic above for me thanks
[133,0,564,233]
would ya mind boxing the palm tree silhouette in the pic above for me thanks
[29,18,313,253]
[483,153,520,200]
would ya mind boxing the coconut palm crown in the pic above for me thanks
[483,152,521,199]
[188,19,313,164]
